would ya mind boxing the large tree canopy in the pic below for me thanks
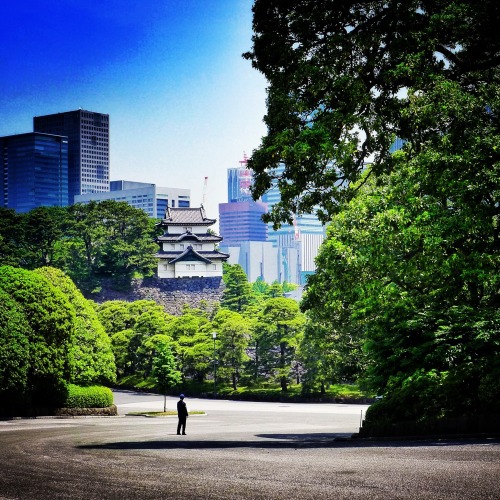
[246,1,500,431]
[245,0,500,226]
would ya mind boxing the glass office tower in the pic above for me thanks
[34,109,109,203]
[0,132,68,213]
[219,200,268,245]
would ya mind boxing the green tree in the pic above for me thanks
[22,207,68,269]
[97,300,173,378]
[246,0,500,429]
[0,288,30,412]
[304,160,499,421]
[65,201,158,292]
[170,313,212,382]
[252,276,269,295]
[221,264,256,312]
[244,0,500,226]
[153,340,182,412]
[298,318,365,395]
[96,300,163,335]
[266,281,283,298]
[0,208,26,267]
[34,267,116,385]
[130,308,174,377]
[0,266,75,407]
[110,329,134,377]
[211,310,250,390]
[255,298,305,392]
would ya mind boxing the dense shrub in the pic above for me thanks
[34,267,116,385]
[0,266,74,406]
[65,385,113,408]
[0,289,30,393]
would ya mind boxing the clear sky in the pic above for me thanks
[0,0,268,223]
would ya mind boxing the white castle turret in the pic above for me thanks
[155,206,229,278]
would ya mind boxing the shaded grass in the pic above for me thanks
[116,375,372,402]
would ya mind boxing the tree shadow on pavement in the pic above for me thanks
[77,433,500,451]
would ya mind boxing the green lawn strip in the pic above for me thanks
[115,376,373,401]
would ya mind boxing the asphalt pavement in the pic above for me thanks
[0,390,498,499]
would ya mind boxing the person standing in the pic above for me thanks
[177,394,188,435]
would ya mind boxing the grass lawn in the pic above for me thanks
[116,376,373,402]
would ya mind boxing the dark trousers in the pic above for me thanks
[177,417,186,434]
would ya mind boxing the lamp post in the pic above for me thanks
[212,332,217,399]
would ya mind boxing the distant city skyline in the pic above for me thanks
[0,0,267,224]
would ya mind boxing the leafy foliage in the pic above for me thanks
[34,267,116,385]
[254,298,305,392]
[64,384,113,408]
[0,288,30,406]
[221,264,256,312]
[211,309,251,390]
[0,201,159,294]
[246,0,500,429]
[153,341,182,398]
[0,266,75,407]
[245,0,500,226]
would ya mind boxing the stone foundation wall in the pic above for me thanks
[54,405,118,417]
[93,277,225,316]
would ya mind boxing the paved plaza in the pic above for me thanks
[0,390,498,499]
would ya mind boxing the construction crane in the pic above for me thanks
[202,176,208,207]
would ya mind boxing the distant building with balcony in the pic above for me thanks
[74,180,190,218]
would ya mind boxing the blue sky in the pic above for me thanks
[0,0,267,222]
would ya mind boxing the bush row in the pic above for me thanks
[65,385,113,408]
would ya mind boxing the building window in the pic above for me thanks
[186,264,195,270]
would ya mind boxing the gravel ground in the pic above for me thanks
[0,392,498,499]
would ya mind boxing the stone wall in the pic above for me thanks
[92,277,225,316]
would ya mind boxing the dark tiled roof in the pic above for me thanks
[155,246,229,263]
[159,206,216,225]
[156,232,222,243]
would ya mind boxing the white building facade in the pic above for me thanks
[75,180,190,218]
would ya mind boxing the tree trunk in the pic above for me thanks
[280,341,288,392]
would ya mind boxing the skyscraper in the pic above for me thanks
[227,153,253,202]
[262,164,326,284]
[220,158,327,285]
[219,200,268,245]
[34,109,109,203]
[0,132,68,213]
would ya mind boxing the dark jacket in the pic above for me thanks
[177,399,188,419]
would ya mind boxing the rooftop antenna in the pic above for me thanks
[239,151,248,167]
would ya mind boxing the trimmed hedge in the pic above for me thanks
[65,385,113,408]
